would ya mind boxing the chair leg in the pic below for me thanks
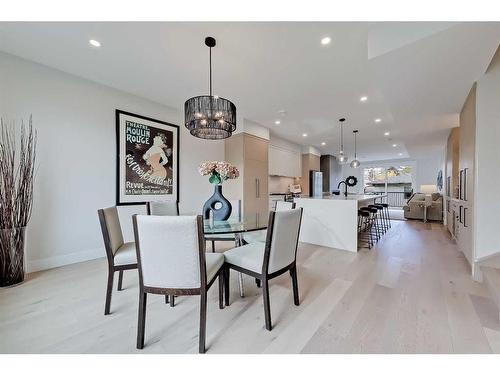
[211,240,215,253]
[218,270,224,309]
[256,278,261,288]
[224,266,230,307]
[165,295,169,304]
[104,268,114,315]
[117,270,124,291]
[262,277,272,331]
[290,266,300,306]
[170,295,175,307]
[136,292,147,349]
[199,291,207,354]
[238,272,245,297]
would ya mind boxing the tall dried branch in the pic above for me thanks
[0,117,37,283]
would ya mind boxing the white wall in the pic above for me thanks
[0,52,224,272]
[474,47,500,260]
[302,145,321,156]
[414,151,445,192]
[234,117,270,140]
[269,134,303,154]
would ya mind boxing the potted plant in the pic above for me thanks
[199,161,239,220]
[0,118,36,287]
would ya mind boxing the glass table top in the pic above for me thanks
[203,212,269,235]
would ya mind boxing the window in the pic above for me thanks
[363,165,414,207]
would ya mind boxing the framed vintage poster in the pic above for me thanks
[116,110,179,205]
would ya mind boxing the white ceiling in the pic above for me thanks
[0,22,499,161]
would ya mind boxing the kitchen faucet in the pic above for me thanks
[337,180,348,197]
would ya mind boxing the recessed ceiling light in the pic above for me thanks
[392,143,397,147]
[399,153,403,156]
[274,120,281,125]
[360,96,368,102]
[321,37,331,45]
[375,118,382,123]
[89,39,101,47]
[302,133,308,137]
[384,132,390,136]
[321,142,326,146]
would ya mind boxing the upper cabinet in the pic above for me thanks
[245,134,268,163]
[269,145,301,177]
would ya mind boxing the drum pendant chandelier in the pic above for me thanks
[184,37,237,140]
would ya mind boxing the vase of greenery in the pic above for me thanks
[0,118,36,287]
[198,161,239,221]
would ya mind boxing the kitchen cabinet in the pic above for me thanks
[269,145,301,177]
[455,84,476,266]
[225,133,269,217]
[445,127,460,200]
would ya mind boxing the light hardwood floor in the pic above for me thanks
[1,220,499,353]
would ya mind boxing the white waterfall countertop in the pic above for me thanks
[294,194,387,252]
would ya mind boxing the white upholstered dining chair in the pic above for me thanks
[132,214,225,353]
[146,201,179,216]
[98,206,137,315]
[223,208,303,331]
[242,201,296,244]
[145,200,180,306]
[275,200,296,211]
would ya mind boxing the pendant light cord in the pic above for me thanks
[209,46,212,97]
[354,131,357,158]
[340,122,344,153]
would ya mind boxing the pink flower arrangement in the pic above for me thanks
[199,161,239,185]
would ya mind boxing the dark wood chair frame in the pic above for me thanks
[133,214,224,354]
[223,208,303,331]
[98,208,138,316]
[145,200,180,307]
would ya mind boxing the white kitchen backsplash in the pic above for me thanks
[269,176,300,194]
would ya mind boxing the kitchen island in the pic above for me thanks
[294,194,386,252]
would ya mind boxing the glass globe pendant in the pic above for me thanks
[337,118,348,165]
[350,130,360,168]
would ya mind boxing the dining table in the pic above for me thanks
[203,213,269,297]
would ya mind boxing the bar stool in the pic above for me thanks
[360,207,380,242]
[369,204,388,234]
[380,203,391,228]
[358,209,373,249]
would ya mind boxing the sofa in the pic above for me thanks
[403,192,443,221]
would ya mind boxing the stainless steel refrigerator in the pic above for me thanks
[309,170,323,197]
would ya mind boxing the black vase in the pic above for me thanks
[203,185,232,221]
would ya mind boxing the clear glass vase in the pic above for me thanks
[0,227,26,287]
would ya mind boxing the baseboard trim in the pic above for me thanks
[27,247,105,273]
